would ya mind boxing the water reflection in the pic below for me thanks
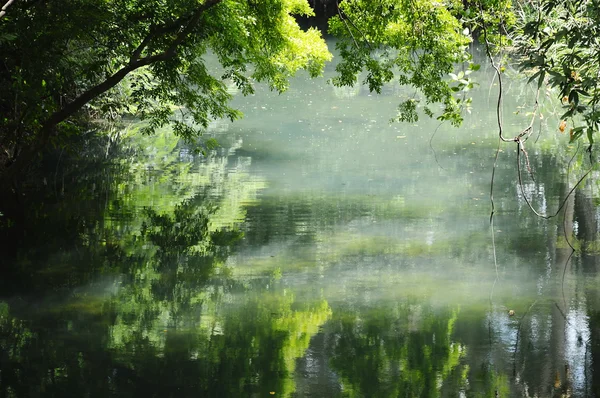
[2,47,600,396]
[324,304,466,396]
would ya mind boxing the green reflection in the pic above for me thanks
[0,123,338,397]
[3,49,600,397]
[0,290,331,397]
[325,303,466,397]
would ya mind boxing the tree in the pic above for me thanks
[514,0,600,147]
[1,0,516,181]
[328,0,473,126]
[2,0,592,183]
[0,0,331,178]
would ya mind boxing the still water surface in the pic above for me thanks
[2,50,600,397]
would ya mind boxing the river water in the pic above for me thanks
[2,48,600,397]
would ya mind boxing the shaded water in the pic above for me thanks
[2,48,600,397]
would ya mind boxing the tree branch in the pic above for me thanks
[44,1,222,133]
[5,0,223,177]
[0,0,16,20]
[42,52,172,136]
[131,12,200,62]
[335,0,373,52]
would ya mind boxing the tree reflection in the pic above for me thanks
[323,303,467,397]
[0,287,331,397]
[6,73,600,397]
[0,125,339,397]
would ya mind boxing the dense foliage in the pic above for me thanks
[0,0,330,176]
[1,0,599,180]
[515,0,600,146]
[329,0,473,126]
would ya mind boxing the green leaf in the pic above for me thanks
[570,126,585,143]
[537,71,545,89]
[527,70,542,84]
[569,90,579,106]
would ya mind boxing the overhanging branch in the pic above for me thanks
[0,0,16,19]
[5,0,223,177]
[40,0,223,145]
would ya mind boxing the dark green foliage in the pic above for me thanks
[515,0,600,146]
[0,0,330,175]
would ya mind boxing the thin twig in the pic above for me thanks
[335,0,360,51]
[513,299,538,376]
[336,1,373,52]
[480,6,511,144]
[516,139,594,219]
[552,299,573,327]
[489,214,499,302]
[429,122,446,170]
[559,143,579,319]
[481,4,510,228]
[489,135,502,223]
[563,142,580,252]
[519,140,535,182]
[482,2,592,223]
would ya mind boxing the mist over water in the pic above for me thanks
[2,45,599,396]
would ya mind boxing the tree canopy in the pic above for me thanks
[515,0,600,146]
[1,0,599,180]
[0,0,330,176]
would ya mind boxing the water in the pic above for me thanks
[2,48,600,396]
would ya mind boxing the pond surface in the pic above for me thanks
[2,47,600,397]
